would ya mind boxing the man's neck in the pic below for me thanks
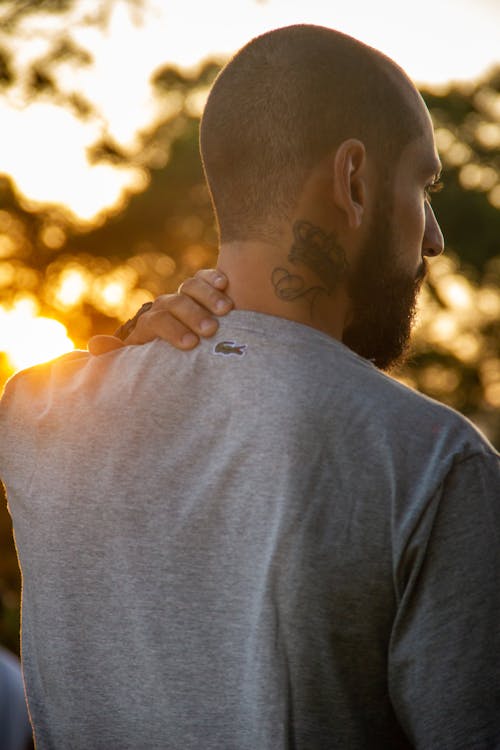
[217,236,351,341]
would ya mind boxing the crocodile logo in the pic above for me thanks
[213,340,247,357]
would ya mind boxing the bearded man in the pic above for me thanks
[1,25,499,750]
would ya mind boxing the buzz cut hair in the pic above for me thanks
[200,24,426,243]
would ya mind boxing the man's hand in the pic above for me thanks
[88,269,232,356]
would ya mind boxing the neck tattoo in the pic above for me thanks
[271,219,348,315]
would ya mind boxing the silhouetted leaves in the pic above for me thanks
[87,138,130,165]
[0,49,13,86]
[153,60,222,94]
[0,0,146,110]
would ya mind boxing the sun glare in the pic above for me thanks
[54,268,89,308]
[0,296,74,372]
[436,275,474,311]
[0,100,148,225]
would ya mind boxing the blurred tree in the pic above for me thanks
[0,0,146,113]
[0,1,139,139]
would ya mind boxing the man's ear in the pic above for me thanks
[332,139,367,230]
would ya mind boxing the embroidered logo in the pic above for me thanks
[213,340,247,357]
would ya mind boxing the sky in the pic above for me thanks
[160,0,500,86]
[0,0,499,224]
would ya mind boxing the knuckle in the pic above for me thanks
[151,294,170,310]
[198,268,215,279]
[178,277,195,295]
[158,294,182,312]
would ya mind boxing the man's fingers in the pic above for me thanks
[175,272,233,316]
[189,268,229,291]
[88,335,125,356]
[90,269,233,353]
[126,271,234,348]
[125,300,202,349]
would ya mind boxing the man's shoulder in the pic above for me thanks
[1,350,89,404]
[366,369,499,471]
[207,311,495,454]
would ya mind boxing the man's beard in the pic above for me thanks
[342,203,427,371]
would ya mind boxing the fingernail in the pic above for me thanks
[181,333,198,347]
[215,299,228,313]
[200,318,215,334]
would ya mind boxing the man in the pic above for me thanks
[1,25,499,750]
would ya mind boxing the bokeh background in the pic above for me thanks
[0,0,499,653]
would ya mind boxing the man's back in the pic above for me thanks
[1,310,499,749]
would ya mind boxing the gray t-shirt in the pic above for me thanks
[1,311,499,750]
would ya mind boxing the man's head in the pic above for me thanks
[200,24,428,243]
[200,25,443,370]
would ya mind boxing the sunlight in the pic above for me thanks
[477,287,500,319]
[151,0,500,85]
[90,266,139,316]
[425,312,459,343]
[434,128,455,152]
[485,382,500,408]
[449,333,481,364]
[0,100,148,225]
[436,275,474,311]
[40,225,67,251]
[488,185,500,209]
[0,296,74,371]
[444,141,472,168]
[481,359,500,408]
[475,122,500,150]
[67,3,164,148]
[101,281,126,308]
[54,268,90,308]
[419,364,460,395]
[459,164,498,192]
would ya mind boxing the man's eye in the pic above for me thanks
[425,180,444,201]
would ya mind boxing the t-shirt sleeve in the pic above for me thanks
[388,451,500,750]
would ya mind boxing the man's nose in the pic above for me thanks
[423,202,444,257]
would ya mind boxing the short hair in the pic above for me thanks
[200,25,425,242]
